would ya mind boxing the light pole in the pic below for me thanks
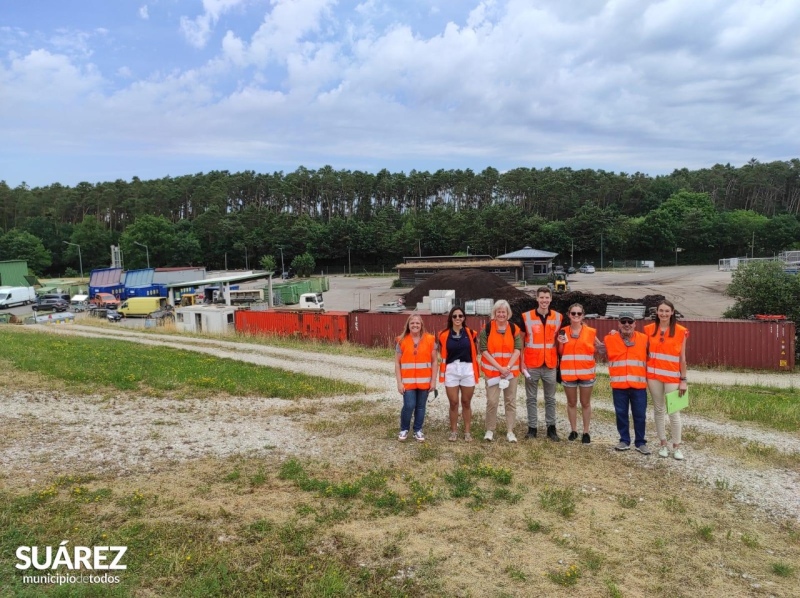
[675,247,683,266]
[348,246,351,275]
[466,245,470,256]
[62,241,83,280]
[134,241,150,268]
[278,246,285,278]
[570,239,574,269]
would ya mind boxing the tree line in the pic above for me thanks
[1,159,799,276]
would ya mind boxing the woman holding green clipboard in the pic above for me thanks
[644,300,689,461]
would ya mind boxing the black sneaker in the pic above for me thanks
[581,433,591,444]
[526,427,538,439]
[547,425,560,442]
[568,431,578,441]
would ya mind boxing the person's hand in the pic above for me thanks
[678,380,688,397]
[397,381,405,394]
[558,334,568,344]
[608,329,619,336]
[499,366,509,377]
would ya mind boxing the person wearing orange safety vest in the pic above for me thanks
[604,311,651,454]
[437,306,480,442]
[521,287,563,441]
[395,314,437,443]
[557,303,605,444]
[645,299,689,461]
[479,300,522,443]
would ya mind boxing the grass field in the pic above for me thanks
[0,329,797,596]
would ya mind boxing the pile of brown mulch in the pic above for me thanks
[403,269,669,327]
[403,269,528,305]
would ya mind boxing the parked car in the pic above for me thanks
[92,293,120,309]
[32,298,69,312]
[578,264,596,273]
[567,267,576,274]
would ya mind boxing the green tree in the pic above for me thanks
[259,255,277,272]
[291,252,316,277]
[724,262,800,324]
[0,229,52,274]
[69,216,115,270]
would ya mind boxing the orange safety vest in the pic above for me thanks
[438,328,479,384]
[397,333,436,390]
[522,309,562,368]
[480,321,521,379]
[559,325,597,382]
[604,332,648,389]
[644,323,688,383]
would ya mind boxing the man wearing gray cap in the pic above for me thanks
[604,311,651,454]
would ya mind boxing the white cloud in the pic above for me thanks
[180,0,248,48]
[139,5,150,20]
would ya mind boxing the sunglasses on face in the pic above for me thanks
[452,314,465,319]
[619,320,634,325]
[569,311,583,316]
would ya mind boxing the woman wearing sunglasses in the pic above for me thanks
[644,299,689,460]
[557,303,605,443]
[395,314,437,442]
[437,307,480,441]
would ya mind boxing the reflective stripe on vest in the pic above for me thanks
[438,328,480,384]
[603,332,648,389]
[522,310,562,368]
[644,323,687,384]
[559,325,597,382]
[481,321,520,378]
[398,333,435,389]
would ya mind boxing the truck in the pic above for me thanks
[0,286,37,309]
[117,297,167,317]
[273,293,325,312]
[548,272,569,293]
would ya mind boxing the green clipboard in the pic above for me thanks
[666,389,689,414]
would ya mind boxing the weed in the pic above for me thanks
[697,524,714,542]
[505,564,527,581]
[605,577,623,598]
[579,548,604,573]
[444,468,475,498]
[663,496,686,514]
[249,468,267,487]
[525,517,547,534]
[714,478,731,491]
[416,444,440,463]
[771,562,795,577]
[547,564,581,587]
[741,533,760,549]
[617,494,638,509]
[539,486,577,518]
[224,469,241,482]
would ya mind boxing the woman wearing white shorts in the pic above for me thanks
[437,306,480,441]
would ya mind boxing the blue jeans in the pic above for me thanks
[401,389,429,433]
[612,388,648,447]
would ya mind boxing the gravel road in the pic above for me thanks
[1,324,798,522]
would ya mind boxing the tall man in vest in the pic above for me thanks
[604,311,651,454]
[521,287,563,441]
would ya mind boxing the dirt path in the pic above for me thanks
[2,325,798,522]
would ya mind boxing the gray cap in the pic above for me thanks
[618,311,636,320]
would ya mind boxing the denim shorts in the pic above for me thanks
[561,378,596,388]
[444,361,476,387]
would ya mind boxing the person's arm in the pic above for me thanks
[505,329,523,375]
[594,336,606,358]
[429,341,438,390]
[394,347,404,394]
[678,335,688,396]
[480,329,507,376]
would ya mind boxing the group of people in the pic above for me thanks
[394,288,689,459]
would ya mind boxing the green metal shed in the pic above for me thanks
[0,260,34,287]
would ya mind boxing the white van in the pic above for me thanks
[70,294,90,312]
[0,286,37,309]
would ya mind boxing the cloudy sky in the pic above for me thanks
[1,0,799,188]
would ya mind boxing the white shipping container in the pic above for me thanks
[475,298,493,315]
[465,301,476,315]
[431,297,453,314]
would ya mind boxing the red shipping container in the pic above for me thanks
[235,310,350,343]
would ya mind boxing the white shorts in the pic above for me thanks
[444,361,477,388]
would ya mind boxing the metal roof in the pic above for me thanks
[498,246,558,259]
[165,271,275,289]
[123,268,154,287]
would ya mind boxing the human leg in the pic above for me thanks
[485,382,500,433]
[579,384,593,434]
[503,378,518,434]
[648,379,668,446]
[524,373,541,430]
[446,385,460,433]
[412,389,428,433]
[630,388,648,447]
[564,384,578,433]
[461,385,474,435]
[400,390,416,432]
[541,367,558,426]
[664,382,681,447]
[611,388,631,446]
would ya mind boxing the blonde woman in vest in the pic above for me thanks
[557,303,605,444]
[479,300,522,442]
[644,299,689,460]
[395,314,437,442]
[438,306,480,442]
